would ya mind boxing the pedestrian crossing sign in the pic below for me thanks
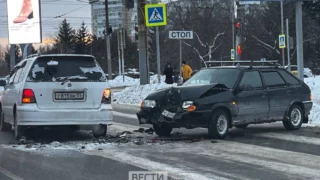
[145,4,167,27]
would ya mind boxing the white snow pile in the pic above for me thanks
[305,76,320,124]
[108,75,166,88]
[108,75,139,87]
[113,83,177,105]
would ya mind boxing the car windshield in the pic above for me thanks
[183,68,241,88]
[26,56,105,82]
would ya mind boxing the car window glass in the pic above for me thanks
[239,71,263,90]
[262,71,286,88]
[26,56,105,82]
[13,68,23,84]
[183,68,241,89]
[278,70,300,85]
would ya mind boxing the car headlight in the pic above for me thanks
[141,100,156,108]
[182,101,193,109]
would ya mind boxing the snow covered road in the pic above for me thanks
[1,109,320,180]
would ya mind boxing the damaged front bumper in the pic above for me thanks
[137,108,212,128]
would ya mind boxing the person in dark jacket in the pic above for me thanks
[163,63,174,84]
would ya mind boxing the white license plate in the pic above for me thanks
[55,92,84,100]
[162,110,175,118]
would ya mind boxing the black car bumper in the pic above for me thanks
[137,108,212,128]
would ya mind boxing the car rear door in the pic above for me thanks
[278,69,303,103]
[261,70,290,120]
[24,56,108,110]
[236,70,269,123]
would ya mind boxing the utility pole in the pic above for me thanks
[235,2,242,61]
[286,18,290,71]
[151,0,161,84]
[295,1,304,81]
[104,0,112,80]
[280,0,285,66]
[231,0,235,49]
[138,0,149,85]
[10,45,15,71]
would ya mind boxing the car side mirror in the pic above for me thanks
[0,80,6,87]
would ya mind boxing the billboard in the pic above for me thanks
[6,0,42,44]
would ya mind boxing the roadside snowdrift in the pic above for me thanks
[112,83,177,105]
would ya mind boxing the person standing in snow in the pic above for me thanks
[163,63,174,84]
[181,61,192,83]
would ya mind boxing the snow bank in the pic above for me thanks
[108,75,167,88]
[113,83,177,105]
[305,76,320,124]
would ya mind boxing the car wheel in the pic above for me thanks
[92,124,107,138]
[208,109,230,139]
[0,110,11,132]
[235,124,248,129]
[153,124,172,137]
[14,112,25,140]
[283,105,303,130]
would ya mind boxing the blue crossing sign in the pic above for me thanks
[145,4,167,27]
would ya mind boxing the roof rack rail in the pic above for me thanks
[25,54,40,59]
[204,60,280,68]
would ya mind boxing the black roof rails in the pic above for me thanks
[204,60,279,68]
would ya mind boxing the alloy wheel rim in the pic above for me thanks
[291,109,302,126]
[217,115,228,135]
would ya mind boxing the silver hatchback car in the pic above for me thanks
[0,54,113,140]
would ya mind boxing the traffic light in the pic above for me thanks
[125,0,134,9]
[236,19,241,36]
[237,45,242,55]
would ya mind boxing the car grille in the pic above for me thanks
[162,87,182,113]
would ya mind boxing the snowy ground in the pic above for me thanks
[304,76,320,124]
[112,83,177,105]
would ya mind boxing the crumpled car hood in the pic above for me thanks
[146,83,229,101]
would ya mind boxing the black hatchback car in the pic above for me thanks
[137,66,313,139]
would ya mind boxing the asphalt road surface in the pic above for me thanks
[0,105,319,180]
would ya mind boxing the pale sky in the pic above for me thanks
[0,0,91,46]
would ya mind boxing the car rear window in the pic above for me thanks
[26,56,105,82]
[278,70,300,85]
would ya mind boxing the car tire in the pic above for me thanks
[0,110,11,132]
[153,124,172,137]
[208,109,230,139]
[14,112,25,140]
[235,124,248,129]
[92,125,107,138]
[283,105,303,130]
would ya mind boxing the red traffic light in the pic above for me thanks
[237,45,242,55]
[236,22,240,28]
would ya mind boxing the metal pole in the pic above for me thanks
[117,30,121,75]
[295,1,304,81]
[121,28,125,82]
[231,0,235,49]
[156,27,161,84]
[10,45,15,71]
[138,0,148,85]
[105,0,112,80]
[280,0,285,66]
[286,18,291,71]
[179,40,182,82]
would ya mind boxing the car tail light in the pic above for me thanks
[101,88,111,104]
[310,94,312,101]
[22,89,36,103]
